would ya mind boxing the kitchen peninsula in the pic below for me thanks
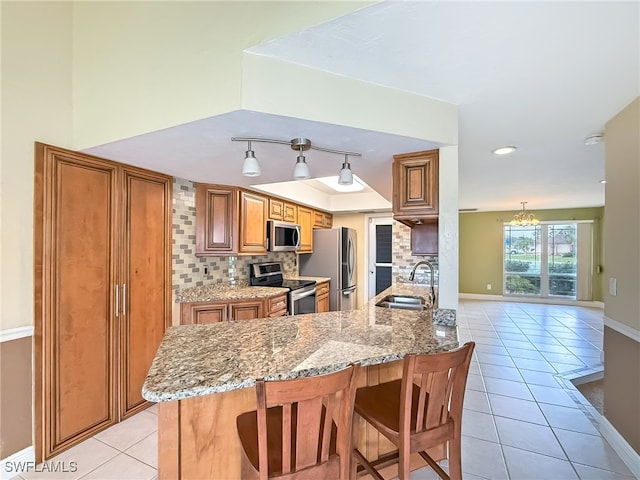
[143,283,458,479]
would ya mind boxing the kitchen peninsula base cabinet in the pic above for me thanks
[147,283,456,479]
[156,362,444,480]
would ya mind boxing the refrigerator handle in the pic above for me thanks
[347,236,355,285]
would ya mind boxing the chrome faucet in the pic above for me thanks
[408,260,437,308]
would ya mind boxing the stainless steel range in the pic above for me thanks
[249,262,317,315]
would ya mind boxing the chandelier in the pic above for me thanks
[509,201,540,226]
[231,136,361,185]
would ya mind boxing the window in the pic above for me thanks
[504,223,584,299]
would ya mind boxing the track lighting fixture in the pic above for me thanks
[231,136,361,182]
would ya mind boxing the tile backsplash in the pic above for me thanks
[392,220,438,285]
[172,178,297,298]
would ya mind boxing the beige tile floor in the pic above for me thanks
[11,299,637,479]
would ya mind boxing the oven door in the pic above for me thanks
[289,286,317,315]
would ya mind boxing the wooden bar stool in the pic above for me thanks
[352,342,475,480]
[236,364,358,479]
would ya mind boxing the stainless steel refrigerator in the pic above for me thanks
[299,227,357,311]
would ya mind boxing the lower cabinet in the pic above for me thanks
[267,293,288,317]
[316,280,330,313]
[181,294,287,324]
[229,299,264,321]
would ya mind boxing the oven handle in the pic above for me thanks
[290,287,317,301]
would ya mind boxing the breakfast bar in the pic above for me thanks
[143,283,458,479]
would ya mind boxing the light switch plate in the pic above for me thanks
[609,277,617,296]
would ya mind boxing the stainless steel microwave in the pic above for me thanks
[267,221,301,252]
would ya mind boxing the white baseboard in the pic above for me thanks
[459,293,604,308]
[604,316,640,343]
[0,446,35,480]
[599,416,640,478]
[0,326,33,343]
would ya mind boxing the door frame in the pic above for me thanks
[364,214,394,300]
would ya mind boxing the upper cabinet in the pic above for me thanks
[313,210,333,229]
[392,149,439,255]
[196,184,333,256]
[296,206,314,253]
[196,184,267,256]
[268,198,297,223]
[392,149,439,226]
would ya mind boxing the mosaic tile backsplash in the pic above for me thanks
[172,178,298,299]
[392,220,439,286]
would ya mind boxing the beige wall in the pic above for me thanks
[603,97,639,329]
[1,1,73,331]
[459,207,605,300]
[603,97,639,455]
[71,1,372,149]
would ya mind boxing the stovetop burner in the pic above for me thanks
[249,262,316,291]
[281,279,316,291]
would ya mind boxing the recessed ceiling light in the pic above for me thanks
[491,146,517,155]
[585,134,604,146]
[600,179,606,184]
[317,175,365,192]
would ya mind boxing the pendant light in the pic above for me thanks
[293,152,310,179]
[241,141,261,177]
[291,138,310,180]
[338,154,353,185]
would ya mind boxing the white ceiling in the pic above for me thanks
[85,1,639,213]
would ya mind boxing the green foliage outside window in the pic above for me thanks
[505,260,531,272]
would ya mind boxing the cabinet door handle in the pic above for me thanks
[122,284,126,317]
[115,285,119,317]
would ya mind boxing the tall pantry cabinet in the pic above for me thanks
[34,144,172,461]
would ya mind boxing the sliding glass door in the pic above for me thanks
[504,222,587,300]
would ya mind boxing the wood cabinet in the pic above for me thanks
[392,149,439,227]
[180,302,228,324]
[239,191,268,254]
[181,295,287,324]
[267,293,288,317]
[316,280,330,313]
[34,143,172,461]
[411,221,439,255]
[313,210,333,229]
[229,299,264,321]
[196,184,267,256]
[296,206,314,253]
[268,198,297,223]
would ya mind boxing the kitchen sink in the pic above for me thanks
[375,295,427,311]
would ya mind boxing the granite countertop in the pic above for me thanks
[176,283,289,303]
[143,283,458,402]
[285,275,332,284]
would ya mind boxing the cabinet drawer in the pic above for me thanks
[316,281,330,297]
[268,294,288,315]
